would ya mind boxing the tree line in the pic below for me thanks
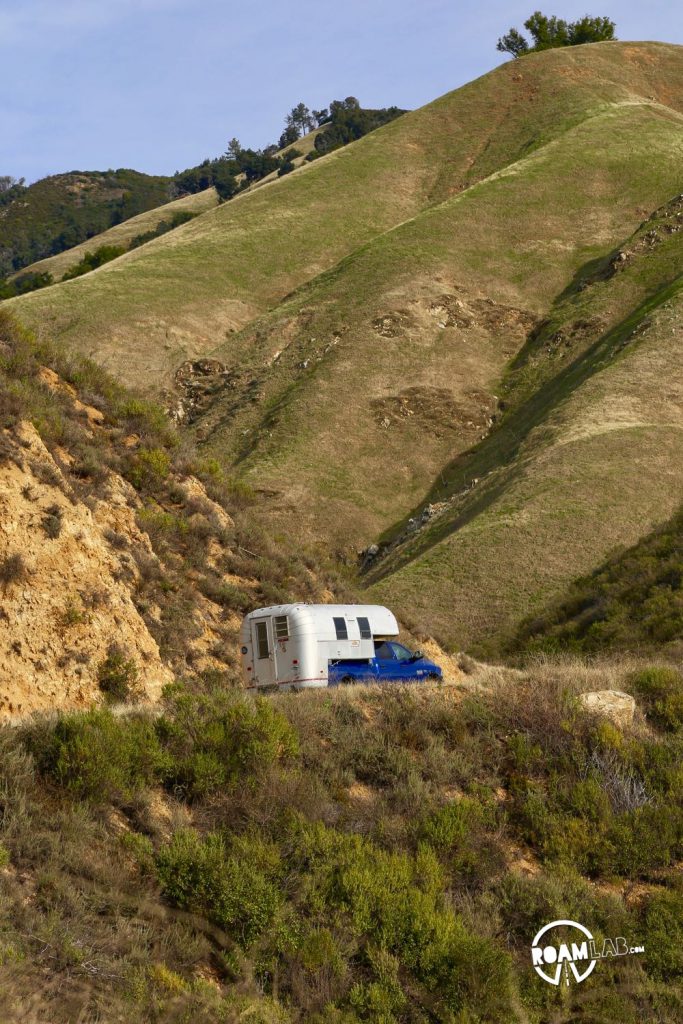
[497,11,616,57]
[171,96,406,199]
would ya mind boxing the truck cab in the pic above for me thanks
[328,641,442,685]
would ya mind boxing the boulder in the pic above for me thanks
[578,689,636,728]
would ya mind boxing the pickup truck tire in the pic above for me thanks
[427,673,441,682]
[340,675,355,685]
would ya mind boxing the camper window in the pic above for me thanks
[333,616,348,640]
[255,621,270,659]
[357,616,371,639]
[274,615,289,640]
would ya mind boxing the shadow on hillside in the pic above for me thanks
[507,251,619,376]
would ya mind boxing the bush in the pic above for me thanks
[156,829,284,946]
[0,271,53,300]
[0,552,28,589]
[129,210,197,249]
[290,820,513,1018]
[97,644,140,702]
[630,667,683,732]
[641,888,683,981]
[418,796,505,887]
[157,689,299,800]
[495,869,595,941]
[23,709,167,803]
[62,245,126,281]
[41,503,63,539]
[592,802,683,878]
[199,576,253,611]
[126,447,172,491]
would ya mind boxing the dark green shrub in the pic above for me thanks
[0,271,53,299]
[23,709,166,803]
[277,159,296,177]
[156,829,283,946]
[641,888,683,981]
[62,245,126,281]
[129,210,198,249]
[157,689,299,800]
[97,644,140,702]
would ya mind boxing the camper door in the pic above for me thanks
[250,617,276,687]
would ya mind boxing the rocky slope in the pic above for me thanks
[0,310,365,717]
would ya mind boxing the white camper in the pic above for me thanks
[239,603,399,690]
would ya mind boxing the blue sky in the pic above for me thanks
[2,0,681,182]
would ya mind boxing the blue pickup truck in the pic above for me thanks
[328,641,442,686]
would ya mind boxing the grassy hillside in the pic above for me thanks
[196,97,682,538]
[367,195,683,654]
[513,506,683,655]
[8,42,683,657]
[0,169,172,276]
[11,188,217,283]
[12,43,683,394]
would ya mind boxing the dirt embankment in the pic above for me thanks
[0,421,173,718]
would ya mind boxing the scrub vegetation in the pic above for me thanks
[1,661,681,1022]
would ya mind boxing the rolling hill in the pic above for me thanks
[0,169,173,277]
[10,187,218,284]
[8,40,683,655]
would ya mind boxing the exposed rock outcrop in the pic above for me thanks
[0,422,173,719]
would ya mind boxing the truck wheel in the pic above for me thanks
[427,673,441,683]
[341,675,354,685]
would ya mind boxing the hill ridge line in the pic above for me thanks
[215,98,683,340]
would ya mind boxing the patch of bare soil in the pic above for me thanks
[371,385,497,438]
[427,291,537,335]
